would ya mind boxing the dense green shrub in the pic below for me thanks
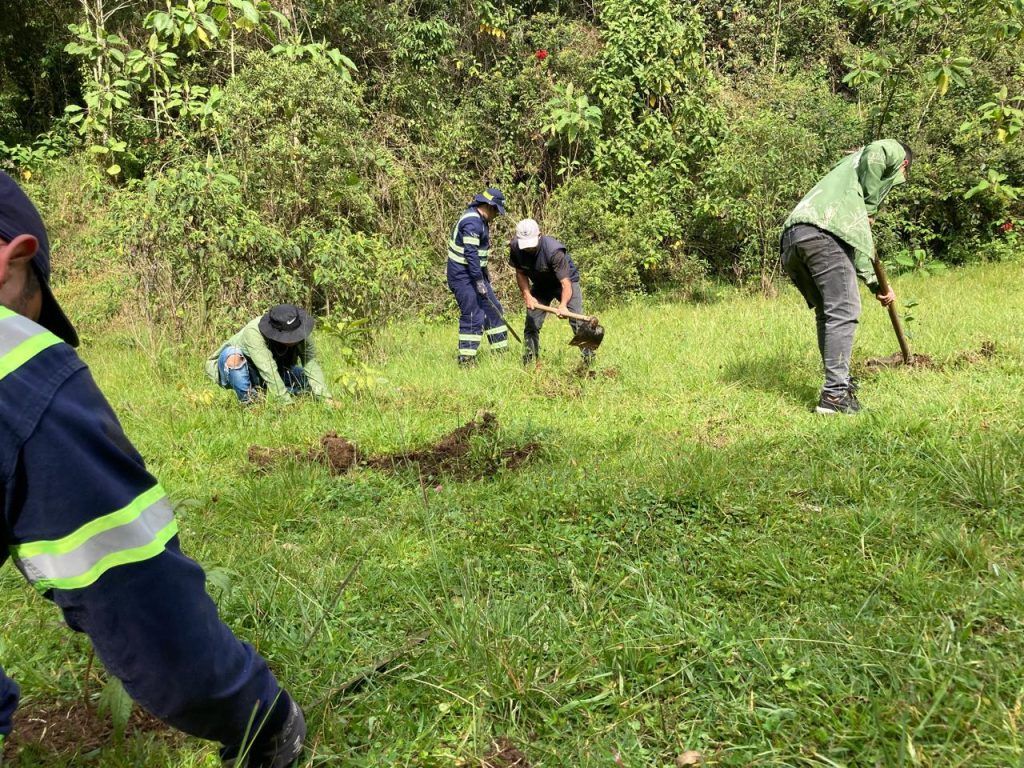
[108,163,296,335]
[694,72,862,286]
[2,0,1021,335]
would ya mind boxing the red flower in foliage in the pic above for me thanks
[1000,220,1014,233]
[535,49,549,61]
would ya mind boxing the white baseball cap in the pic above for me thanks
[515,218,541,250]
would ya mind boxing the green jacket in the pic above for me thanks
[204,317,331,402]
[784,138,908,290]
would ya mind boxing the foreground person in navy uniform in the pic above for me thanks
[0,171,304,767]
[446,187,510,365]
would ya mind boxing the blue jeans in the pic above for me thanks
[217,346,309,403]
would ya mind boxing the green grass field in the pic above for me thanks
[3,260,1024,767]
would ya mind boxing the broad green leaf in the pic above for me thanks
[98,676,133,737]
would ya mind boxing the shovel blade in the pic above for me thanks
[569,320,604,351]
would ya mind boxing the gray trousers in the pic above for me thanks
[524,281,591,360]
[781,225,861,398]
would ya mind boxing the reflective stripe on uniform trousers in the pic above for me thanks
[10,484,178,592]
[0,307,63,380]
[458,332,482,357]
[485,326,509,349]
[1,307,179,592]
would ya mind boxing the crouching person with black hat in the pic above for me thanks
[205,304,334,405]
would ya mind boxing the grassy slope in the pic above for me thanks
[2,261,1023,767]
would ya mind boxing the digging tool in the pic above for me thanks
[309,630,431,709]
[532,304,605,351]
[484,291,523,344]
[871,257,912,364]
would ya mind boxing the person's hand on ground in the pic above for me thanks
[875,287,896,307]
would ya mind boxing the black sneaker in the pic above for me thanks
[847,376,860,394]
[815,391,861,415]
[458,355,477,367]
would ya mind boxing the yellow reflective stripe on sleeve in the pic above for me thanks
[463,236,481,245]
[11,485,178,592]
[0,309,63,382]
[448,253,468,265]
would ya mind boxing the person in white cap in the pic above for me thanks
[508,219,593,365]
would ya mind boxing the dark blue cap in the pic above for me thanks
[0,171,78,346]
[471,187,506,216]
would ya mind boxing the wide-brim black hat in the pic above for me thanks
[0,171,79,347]
[259,304,315,344]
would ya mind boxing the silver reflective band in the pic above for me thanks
[14,495,176,590]
[0,311,48,357]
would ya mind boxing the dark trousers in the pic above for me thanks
[446,262,508,358]
[781,224,861,398]
[524,281,592,362]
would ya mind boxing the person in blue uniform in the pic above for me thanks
[446,187,509,365]
[0,171,304,768]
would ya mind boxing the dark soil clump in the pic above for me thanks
[248,412,539,480]
[862,352,937,372]
[580,366,620,380]
[4,700,173,761]
[320,432,359,472]
[482,737,532,768]
[953,341,997,366]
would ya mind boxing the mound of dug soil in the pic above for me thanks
[3,701,173,761]
[862,352,937,372]
[249,412,539,481]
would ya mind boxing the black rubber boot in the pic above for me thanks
[222,698,306,768]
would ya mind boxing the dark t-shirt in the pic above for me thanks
[508,235,580,297]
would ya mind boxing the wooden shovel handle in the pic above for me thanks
[871,258,912,364]
[532,304,597,323]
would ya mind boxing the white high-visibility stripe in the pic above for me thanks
[13,495,176,590]
[0,312,45,357]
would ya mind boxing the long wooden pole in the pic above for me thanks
[871,258,912,364]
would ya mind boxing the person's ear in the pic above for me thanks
[0,234,39,286]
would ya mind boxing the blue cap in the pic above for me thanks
[471,187,506,216]
[0,171,79,346]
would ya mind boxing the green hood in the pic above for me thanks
[784,138,908,288]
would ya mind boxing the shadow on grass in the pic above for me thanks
[721,351,818,406]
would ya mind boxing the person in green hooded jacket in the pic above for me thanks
[780,139,910,415]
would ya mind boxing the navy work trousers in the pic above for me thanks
[446,262,508,358]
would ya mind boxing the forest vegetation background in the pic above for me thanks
[0,0,1022,339]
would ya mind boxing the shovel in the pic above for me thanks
[533,304,605,351]
[871,257,912,364]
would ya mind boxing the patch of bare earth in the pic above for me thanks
[249,412,539,480]
[481,737,532,768]
[3,701,174,761]
[861,352,937,372]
